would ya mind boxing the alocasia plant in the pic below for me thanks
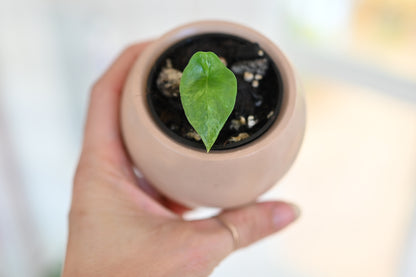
[180,51,237,152]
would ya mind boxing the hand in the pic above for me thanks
[63,42,300,277]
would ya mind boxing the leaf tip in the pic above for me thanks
[203,140,213,153]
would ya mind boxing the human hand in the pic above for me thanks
[63,42,300,277]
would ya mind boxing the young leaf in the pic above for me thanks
[180,51,237,152]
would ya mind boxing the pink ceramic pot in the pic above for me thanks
[121,21,306,208]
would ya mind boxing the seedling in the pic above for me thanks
[180,51,237,152]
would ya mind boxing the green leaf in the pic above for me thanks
[180,51,237,152]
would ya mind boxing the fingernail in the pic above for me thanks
[290,203,301,219]
[273,203,301,229]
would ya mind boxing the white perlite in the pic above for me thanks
[247,115,258,128]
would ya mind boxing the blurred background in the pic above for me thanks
[0,0,415,276]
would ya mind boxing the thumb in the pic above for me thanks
[210,201,300,255]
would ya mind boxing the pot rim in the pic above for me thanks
[129,20,298,161]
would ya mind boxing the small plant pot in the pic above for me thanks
[121,20,306,208]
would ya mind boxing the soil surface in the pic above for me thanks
[147,33,283,150]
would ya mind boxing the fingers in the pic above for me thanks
[83,42,152,153]
[163,199,192,216]
[136,175,192,216]
[212,201,300,255]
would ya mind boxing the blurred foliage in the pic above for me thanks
[43,263,62,277]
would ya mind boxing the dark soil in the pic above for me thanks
[147,33,283,150]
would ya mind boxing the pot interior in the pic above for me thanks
[146,33,283,151]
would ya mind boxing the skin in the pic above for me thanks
[63,42,300,277]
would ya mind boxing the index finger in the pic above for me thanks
[83,42,152,153]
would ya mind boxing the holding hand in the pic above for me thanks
[63,42,300,277]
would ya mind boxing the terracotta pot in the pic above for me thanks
[121,20,306,208]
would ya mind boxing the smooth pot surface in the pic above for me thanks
[121,20,306,208]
